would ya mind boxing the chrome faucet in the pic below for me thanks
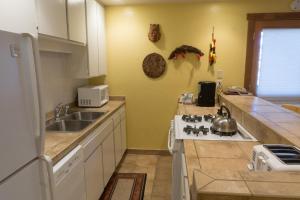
[55,103,70,121]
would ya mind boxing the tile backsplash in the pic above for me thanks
[40,52,87,113]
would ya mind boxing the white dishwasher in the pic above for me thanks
[53,145,86,200]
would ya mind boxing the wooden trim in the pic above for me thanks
[126,149,171,156]
[247,12,300,21]
[248,23,263,95]
[244,20,255,91]
[255,20,300,29]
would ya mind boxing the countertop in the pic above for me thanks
[177,98,300,200]
[44,100,125,165]
[221,94,300,148]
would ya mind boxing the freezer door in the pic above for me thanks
[0,160,44,200]
[0,31,42,181]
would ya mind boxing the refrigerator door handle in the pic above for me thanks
[168,128,174,154]
[40,155,55,200]
[21,33,46,155]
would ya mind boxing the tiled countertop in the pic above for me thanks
[221,94,300,148]
[44,100,125,164]
[177,99,300,200]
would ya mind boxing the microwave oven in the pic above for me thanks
[78,85,109,107]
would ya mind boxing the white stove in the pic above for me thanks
[168,114,257,200]
[174,115,257,141]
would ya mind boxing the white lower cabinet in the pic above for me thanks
[121,109,127,155]
[113,122,122,166]
[80,106,127,199]
[84,146,104,200]
[113,106,127,167]
[102,132,116,186]
[81,120,112,200]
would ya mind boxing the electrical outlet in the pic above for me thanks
[216,69,224,80]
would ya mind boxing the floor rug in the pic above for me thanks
[100,173,147,200]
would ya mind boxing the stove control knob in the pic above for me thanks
[202,128,209,135]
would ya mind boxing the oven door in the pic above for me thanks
[168,120,175,154]
[181,153,190,200]
[171,139,183,200]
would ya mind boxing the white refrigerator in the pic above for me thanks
[0,30,53,200]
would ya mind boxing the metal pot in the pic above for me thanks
[211,105,238,134]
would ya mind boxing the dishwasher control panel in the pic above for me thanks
[53,145,83,183]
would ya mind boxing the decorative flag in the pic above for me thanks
[209,27,217,66]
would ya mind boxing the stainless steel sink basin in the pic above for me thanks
[63,111,105,121]
[46,120,92,132]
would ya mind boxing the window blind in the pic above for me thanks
[256,28,300,98]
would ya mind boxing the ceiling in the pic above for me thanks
[99,0,211,6]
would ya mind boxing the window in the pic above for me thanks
[256,28,300,98]
[244,12,300,102]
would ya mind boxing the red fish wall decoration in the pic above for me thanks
[168,45,204,60]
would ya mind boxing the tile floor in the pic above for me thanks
[118,154,172,200]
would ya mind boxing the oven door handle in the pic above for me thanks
[168,128,174,154]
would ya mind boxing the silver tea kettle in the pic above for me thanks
[211,105,238,134]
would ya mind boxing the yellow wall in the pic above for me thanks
[90,0,290,150]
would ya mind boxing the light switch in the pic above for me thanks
[216,69,224,80]
[10,44,19,57]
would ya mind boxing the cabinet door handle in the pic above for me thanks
[22,33,46,155]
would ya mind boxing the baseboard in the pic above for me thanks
[126,149,171,156]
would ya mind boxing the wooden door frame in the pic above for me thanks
[244,12,300,95]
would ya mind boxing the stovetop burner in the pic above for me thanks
[203,114,214,122]
[174,115,257,141]
[182,115,202,123]
[183,125,209,136]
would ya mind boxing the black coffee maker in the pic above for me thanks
[197,81,216,107]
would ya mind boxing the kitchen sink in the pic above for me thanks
[46,120,92,132]
[63,111,105,121]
